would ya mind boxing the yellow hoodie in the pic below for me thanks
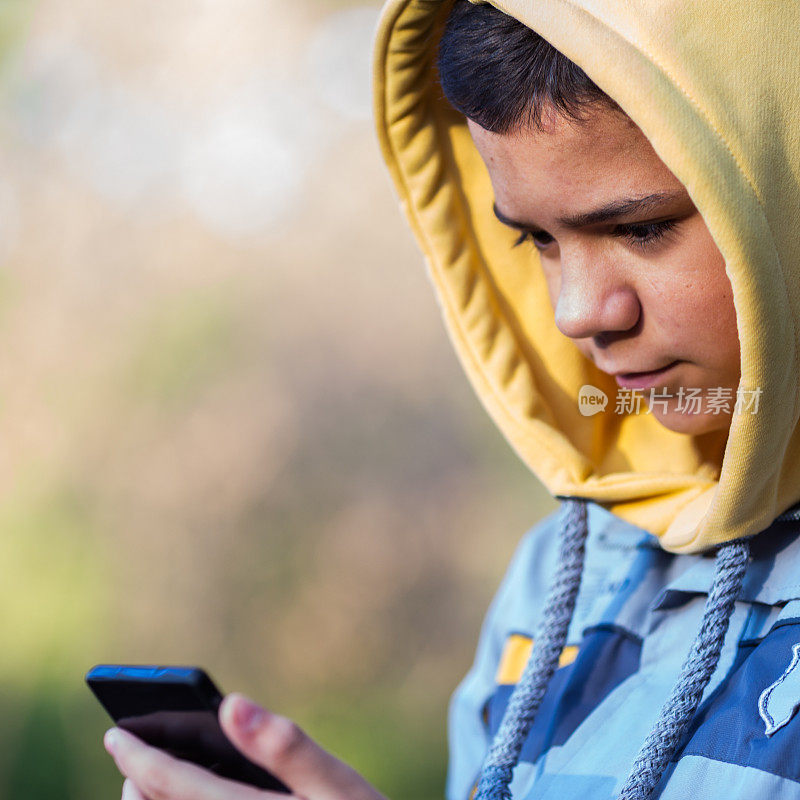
[372,0,800,555]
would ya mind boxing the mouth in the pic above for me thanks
[613,360,681,390]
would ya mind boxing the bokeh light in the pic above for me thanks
[0,2,556,798]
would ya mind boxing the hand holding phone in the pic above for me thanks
[88,663,391,800]
[86,664,291,793]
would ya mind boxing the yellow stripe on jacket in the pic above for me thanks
[495,633,578,685]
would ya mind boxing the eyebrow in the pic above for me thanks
[492,191,687,232]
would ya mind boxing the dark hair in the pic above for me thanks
[437,0,623,133]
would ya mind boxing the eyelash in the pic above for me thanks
[512,219,680,252]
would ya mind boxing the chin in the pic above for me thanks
[651,408,732,435]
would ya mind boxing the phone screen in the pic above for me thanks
[86,665,290,793]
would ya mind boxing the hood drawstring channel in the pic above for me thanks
[474,498,751,800]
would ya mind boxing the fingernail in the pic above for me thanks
[234,697,267,733]
[104,728,118,755]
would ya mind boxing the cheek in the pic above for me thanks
[697,244,738,347]
[667,246,740,369]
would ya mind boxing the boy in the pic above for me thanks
[103,1,800,799]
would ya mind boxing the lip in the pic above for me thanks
[613,361,681,390]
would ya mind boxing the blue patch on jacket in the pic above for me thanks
[677,617,800,782]
[486,624,642,764]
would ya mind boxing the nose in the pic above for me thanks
[552,249,640,342]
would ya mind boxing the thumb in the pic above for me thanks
[219,693,388,800]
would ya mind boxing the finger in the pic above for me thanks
[105,727,296,800]
[219,694,388,800]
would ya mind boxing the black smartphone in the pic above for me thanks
[85,664,290,794]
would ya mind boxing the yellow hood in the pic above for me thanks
[372,0,800,554]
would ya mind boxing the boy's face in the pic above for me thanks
[467,109,740,435]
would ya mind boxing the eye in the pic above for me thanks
[512,229,554,250]
[511,218,680,253]
[614,219,679,250]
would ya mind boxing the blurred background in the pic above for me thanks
[0,0,556,797]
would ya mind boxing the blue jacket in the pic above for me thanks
[447,503,800,800]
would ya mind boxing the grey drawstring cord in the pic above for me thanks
[474,497,589,800]
[615,537,751,800]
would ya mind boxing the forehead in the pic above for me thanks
[466,111,685,215]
